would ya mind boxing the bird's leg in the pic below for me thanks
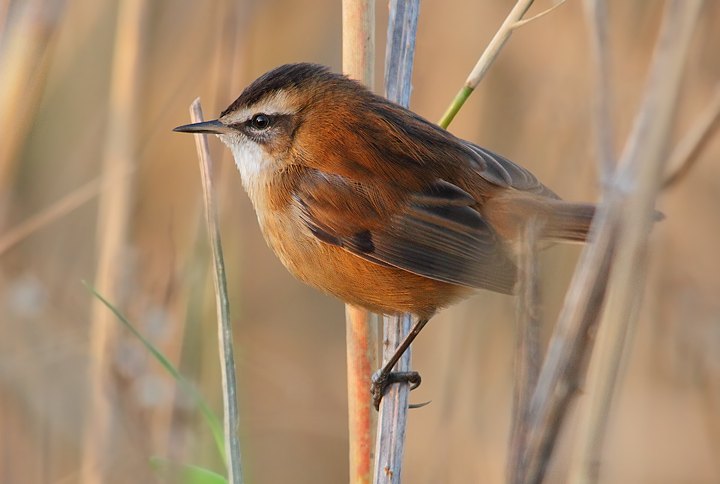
[371,318,429,409]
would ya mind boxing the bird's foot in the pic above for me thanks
[371,369,422,410]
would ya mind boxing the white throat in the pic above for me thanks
[219,135,269,203]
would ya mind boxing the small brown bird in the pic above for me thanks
[175,63,595,406]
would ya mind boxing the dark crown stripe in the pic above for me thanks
[221,63,336,117]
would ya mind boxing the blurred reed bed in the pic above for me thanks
[0,1,719,483]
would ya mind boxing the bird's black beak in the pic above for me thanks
[173,119,235,134]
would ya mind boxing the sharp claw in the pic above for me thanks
[406,372,421,391]
[409,400,431,409]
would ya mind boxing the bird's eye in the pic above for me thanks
[251,114,271,130]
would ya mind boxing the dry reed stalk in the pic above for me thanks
[341,2,379,483]
[373,2,420,483]
[583,0,615,185]
[374,313,414,484]
[345,307,380,484]
[188,98,243,484]
[662,82,720,189]
[81,1,146,482]
[507,218,541,484]
[384,0,419,109]
[518,198,617,484]
[438,0,567,129]
[343,0,375,90]
[428,1,572,481]
[0,0,11,36]
[0,0,64,225]
[0,178,101,256]
[566,2,704,483]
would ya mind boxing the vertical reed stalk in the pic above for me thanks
[0,0,64,225]
[374,313,414,484]
[507,219,541,484]
[342,2,379,484]
[583,0,616,185]
[82,0,146,482]
[373,2,420,483]
[188,99,243,484]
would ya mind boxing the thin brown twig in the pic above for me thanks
[511,0,568,30]
[0,178,101,256]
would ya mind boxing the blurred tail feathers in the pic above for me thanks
[543,201,596,242]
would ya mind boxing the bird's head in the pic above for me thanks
[174,64,375,191]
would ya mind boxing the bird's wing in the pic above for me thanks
[294,170,517,294]
[463,141,561,199]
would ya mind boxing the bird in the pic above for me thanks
[174,62,596,407]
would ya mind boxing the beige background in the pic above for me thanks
[1,1,719,483]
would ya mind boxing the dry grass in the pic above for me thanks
[1,1,719,483]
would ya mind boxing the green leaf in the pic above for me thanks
[84,281,227,465]
[150,457,227,484]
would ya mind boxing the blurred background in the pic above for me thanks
[1,0,719,483]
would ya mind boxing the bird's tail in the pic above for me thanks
[542,201,596,242]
